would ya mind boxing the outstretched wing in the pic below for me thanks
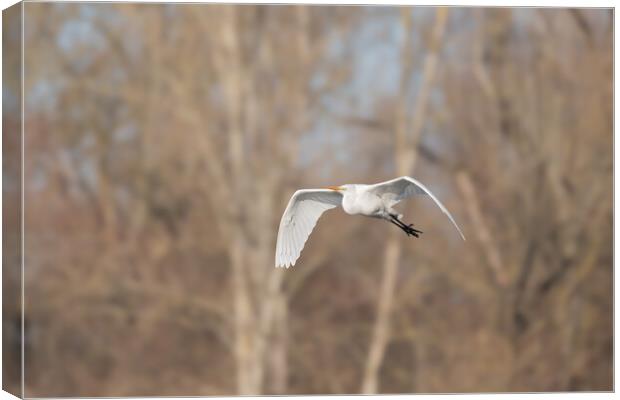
[275,189,343,268]
[370,176,466,241]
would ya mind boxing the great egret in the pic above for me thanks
[275,176,465,268]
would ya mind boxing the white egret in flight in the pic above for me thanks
[275,176,465,268]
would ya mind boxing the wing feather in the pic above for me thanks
[370,176,466,241]
[275,189,343,268]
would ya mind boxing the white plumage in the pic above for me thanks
[275,176,465,268]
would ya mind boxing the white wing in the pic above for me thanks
[369,176,466,241]
[275,189,343,268]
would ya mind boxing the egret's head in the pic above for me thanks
[326,185,346,192]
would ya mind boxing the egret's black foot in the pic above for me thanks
[402,224,423,237]
[389,215,423,238]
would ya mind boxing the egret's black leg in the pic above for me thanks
[388,214,423,237]
[389,218,417,237]
[389,216,409,231]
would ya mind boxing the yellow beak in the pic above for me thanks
[326,186,344,191]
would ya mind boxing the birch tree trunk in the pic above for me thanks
[361,8,449,394]
[213,6,262,394]
[264,7,311,393]
[213,6,315,394]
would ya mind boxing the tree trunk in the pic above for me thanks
[361,236,401,393]
[361,8,448,394]
[268,293,288,394]
[229,236,259,394]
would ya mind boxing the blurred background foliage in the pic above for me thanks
[2,4,613,396]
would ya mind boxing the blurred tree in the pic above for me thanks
[362,7,449,394]
[18,4,612,396]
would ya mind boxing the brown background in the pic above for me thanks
[2,4,613,396]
